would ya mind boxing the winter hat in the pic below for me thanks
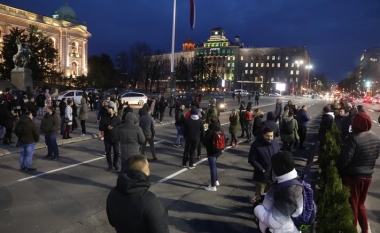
[271,152,295,176]
[345,103,352,108]
[191,108,198,115]
[352,113,372,132]
[108,101,116,110]
[357,105,365,113]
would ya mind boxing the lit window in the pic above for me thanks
[285,63,288,67]
[267,56,270,60]
[266,63,270,67]
[272,63,275,68]
[285,78,287,82]
[245,63,248,67]
[227,50,230,54]
[233,56,235,60]
[278,56,281,60]
[245,70,248,74]
[272,56,275,60]
[271,77,274,82]
[232,63,235,67]
[261,63,264,67]
[277,63,281,68]
[228,57,231,61]
[250,70,253,74]
[286,56,289,60]
[227,63,230,67]
[241,56,244,60]
[296,78,298,82]
[290,70,294,74]
[256,63,259,67]
[232,49,235,53]
[290,78,293,82]
[291,63,294,67]
[250,63,254,67]
[222,49,225,54]
[251,56,254,60]
[297,63,300,68]
[255,77,258,81]
[296,70,299,75]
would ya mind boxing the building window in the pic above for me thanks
[285,63,288,67]
[296,78,298,82]
[261,63,264,67]
[278,56,281,60]
[291,63,294,67]
[72,62,78,76]
[232,56,235,60]
[290,78,293,82]
[285,78,287,82]
[277,63,281,68]
[267,56,270,60]
[251,56,254,60]
[271,77,274,82]
[255,77,258,81]
[245,70,248,74]
[296,70,299,75]
[272,56,275,60]
[222,49,225,54]
[241,56,244,60]
[72,42,77,54]
[232,49,235,53]
[272,63,275,68]
[290,70,294,75]
[250,70,253,74]
[245,63,248,67]
[232,63,235,67]
[256,63,259,67]
[228,56,231,61]
[250,63,253,67]
[266,63,270,67]
[297,63,300,68]
[286,56,289,60]
[227,63,230,67]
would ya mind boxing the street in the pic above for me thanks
[0,96,378,232]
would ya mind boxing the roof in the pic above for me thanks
[52,2,78,23]
[184,37,195,44]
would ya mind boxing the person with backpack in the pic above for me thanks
[202,116,224,191]
[205,99,218,124]
[249,127,280,195]
[229,109,239,148]
[244,106,254,143]
[253,151,315,233]
[238,101,246,138]
[280,109,299,152]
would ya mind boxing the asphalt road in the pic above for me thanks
[0,96,349,233]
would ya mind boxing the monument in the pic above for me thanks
[11,37,33,90]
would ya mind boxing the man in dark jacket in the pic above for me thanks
[140,107,157,161]
[174,104,185,147]
[261,112,280,138]
[182,108,205,169]
[99,106,121,171]
[106,155,169,233]
[335,108,345,140]
[248,127,280,195]
[255,93,260,105]
[41,106,60,160]
[341,108,358,141]
[337,113,380,232]
[191,97,200,109]
[36,91,46,116]
[19,91,29,114]
[168,94,174,116]
[252,109,264,137]
[2,101,17,144]
[59,98,67,134]
[88,89,96,111]
[296,105,311,149]
[15,112,40,171]
[274,99,283,123]
[317,106,334,146]
[239,101,246,138]
[158,97,166,124]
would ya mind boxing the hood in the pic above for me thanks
[326,112,335,119]
[190,115,199,120]
[140,107,148,116]
[19,115,32,124]
[125,112,138,124]
[352,112,372,132]
[257,133,272,146]
[266,111,275,121]
[81,98,86,104]
[255,110,264,117]
[208,122,221,131]
[116,170,150,194]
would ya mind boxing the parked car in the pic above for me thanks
[120,92,147,106]
[363,96,373,103]
[9,89,24,98]
[209,97,227,112]
[84,88,98,94]
[56,90,85,105]
[269,93,282,97]
[234,89,248,96]
[172,95,193,108]
[105,88,129,98]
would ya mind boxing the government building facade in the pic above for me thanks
[0,3,91,78]
[156,27,311,94]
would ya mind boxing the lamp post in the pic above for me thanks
[169,0,177,94]
[305,65,313,93]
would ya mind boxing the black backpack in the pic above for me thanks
[281,119,294,134]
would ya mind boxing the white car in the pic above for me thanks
[120,92,147,106]
[269,93,281,97]
[56,90,84,105]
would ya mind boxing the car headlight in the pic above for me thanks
[220,104,225,108]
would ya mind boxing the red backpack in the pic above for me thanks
[212,131,226,151]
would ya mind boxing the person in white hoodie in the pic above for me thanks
[63,99,73,139]
[253,151,303,233]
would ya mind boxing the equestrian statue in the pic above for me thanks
[12,37,33,70]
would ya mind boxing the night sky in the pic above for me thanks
[4,0,380,81]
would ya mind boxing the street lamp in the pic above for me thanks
[305,65,313,92]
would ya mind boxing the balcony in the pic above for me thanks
[70,53,80,58]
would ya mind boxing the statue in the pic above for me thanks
[12,37,33,70]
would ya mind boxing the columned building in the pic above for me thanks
[0,3,91,78]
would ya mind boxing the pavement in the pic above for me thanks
[0,96,328,233]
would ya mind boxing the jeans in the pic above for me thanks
[81,120,86,134]
[342,176,372,232]
[182,140,199,167]
[207,156,218,187]
[245,120,253,140]
[104,141,119,167]
[298,126,307,147]
[282,141,294,152]
[95,110,100,120]
[20,142,36,169]
[38,107,44,116]
[255,100,259,105]
[169,107,173,116]
[240,119,245,136]
[141,136,157,159]
[89,101,94,111]
[0,126,5,138]
[45,134,59,158]
[159,111,165,122]
[175,125,183,145]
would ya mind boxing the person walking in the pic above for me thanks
[15,111,40,172]
[248,93,252,102]
[99,106,121,171]
[296,105,311,149]
[88,89,96,111]
[20,91,29,115]
[174,104,185,147]
[255,93,260,105]
[59,98,67,134]
[248,127,280,195]
[41,106,60,160]
[140,107,157,161]
[106,155,170,233]
[36,91,46,116]
[168,94,174,116]
[337,113,380,232]
[229,109,239,148]
[280,109,298,152]
[232,92,236,100]
[202,116,223,191]
[244,106,254,143]
[274,99,283,123]
[238,101,246,138]
[45,89,52,107]
[79,97,88,136]
[252,109,264,138]
[237,92,242,105]
[63,99,73,139]
[2,101,16,145]
[158,96,166,124]
[261,112,280,138]
[94,95,102,121]
[181,108,205,169]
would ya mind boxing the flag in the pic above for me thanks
[190,0,196,30]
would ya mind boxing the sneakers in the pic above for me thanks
[26,168,37,172]
[105,166,112,171]
[174,144,179,148]
[100,137,104,141]
[180,165,187,168]
[233,143,238,148]
[188,165,195,169]
[80,133,86,136]
[216,181,220,186]
[205,185,217,191]
[19,167,26,172]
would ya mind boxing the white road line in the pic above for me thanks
[373,120,377,124]
[157,141,244,183]
[369,109,374,112]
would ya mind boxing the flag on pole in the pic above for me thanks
[190,0,196,30]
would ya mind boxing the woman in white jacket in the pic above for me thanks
[63,99,73,139]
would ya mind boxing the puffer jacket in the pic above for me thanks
[337,130,380,178]
[116,113,145,160]
[254,169,303,233]
[15,115,40,144]
[252,113,264,137]
[280,117,298,142]
[229,114,239,135]
[40,112,60,135]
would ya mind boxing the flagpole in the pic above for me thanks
[170,0,177,92]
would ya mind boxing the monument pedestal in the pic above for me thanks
[11,68,33,90]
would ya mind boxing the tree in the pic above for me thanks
[191,55,211,90]
[125,41,152,88]
[88,54,119,89]
[175,56,190,90]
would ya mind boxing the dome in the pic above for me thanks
[52,2,78,23]
[184,37,195,44]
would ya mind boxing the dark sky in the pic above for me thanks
[5,0,380,81]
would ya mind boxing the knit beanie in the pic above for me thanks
[271,152,295,176]
[352,112,371,132]
[191,108,198,115]
[108,101,116,110]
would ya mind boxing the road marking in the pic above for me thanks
[372,120,377,124]
[369,109,374,112]
[157,141,244,183]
